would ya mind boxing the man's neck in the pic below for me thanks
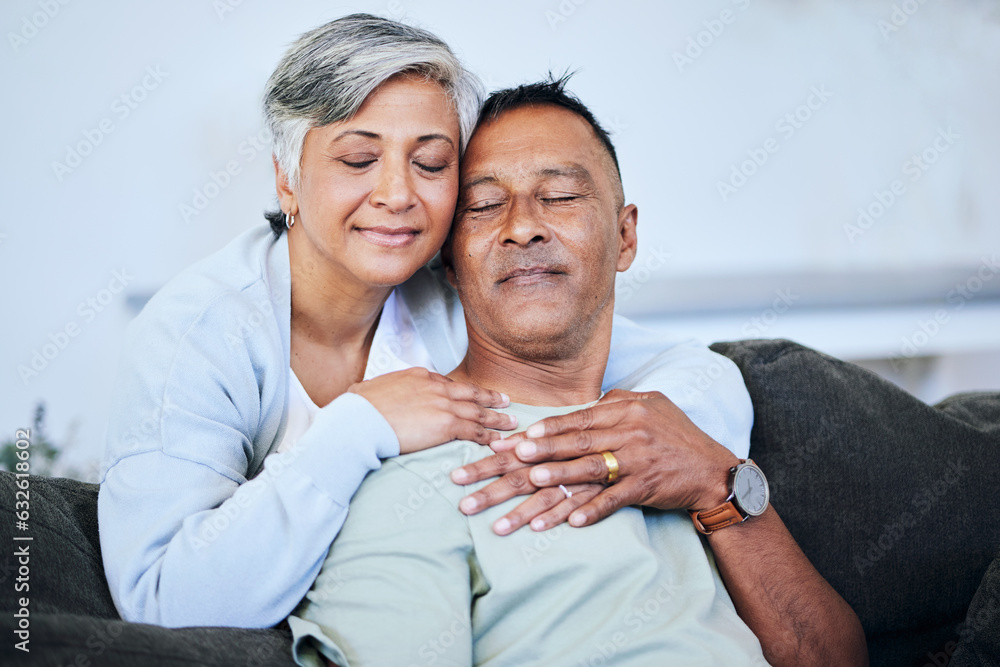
[449,313,612,407]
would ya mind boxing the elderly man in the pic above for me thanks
[288,78,866,667]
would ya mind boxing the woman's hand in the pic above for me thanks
[450,389,739,533]
[348,367,517,454]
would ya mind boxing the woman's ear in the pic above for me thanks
[273,155,297,215]
[616,204,639,273]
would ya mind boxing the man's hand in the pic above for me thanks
[450,389,740,534]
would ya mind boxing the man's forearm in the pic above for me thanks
[707,507,868,666]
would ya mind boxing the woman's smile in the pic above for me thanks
[355,225,421,248]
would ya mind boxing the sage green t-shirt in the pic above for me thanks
[289,402,769,667]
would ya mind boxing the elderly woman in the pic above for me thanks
[97,14,753,631]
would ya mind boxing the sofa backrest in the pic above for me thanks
[712,339,1000,665]
[1,472,118,619]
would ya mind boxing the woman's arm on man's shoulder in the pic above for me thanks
[99,290,398,628]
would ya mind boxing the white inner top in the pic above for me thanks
[277,290,435,453]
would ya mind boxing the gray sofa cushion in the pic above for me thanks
[6,613,295,666]
[0,472,295,666]
[711,339,1000,666]
[949,555,1000,666]
[0,474,116,618]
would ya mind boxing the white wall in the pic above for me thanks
[2,0,998,474]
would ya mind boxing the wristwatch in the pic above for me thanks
[688,459,769,535]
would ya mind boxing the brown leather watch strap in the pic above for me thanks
[688,502,744,535]
[689,458,748,535]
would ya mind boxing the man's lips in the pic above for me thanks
[355,226,420,248]
[498,266,566,285]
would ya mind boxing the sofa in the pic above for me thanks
[2,339,998,666]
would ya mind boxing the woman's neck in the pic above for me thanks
[288,230,391,351]
[287,230,394,406]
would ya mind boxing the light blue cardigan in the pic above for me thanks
[98,224,753,628]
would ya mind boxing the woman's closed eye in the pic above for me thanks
[337,156,450,173]
[339,154,378,169]
[414,161,448,173]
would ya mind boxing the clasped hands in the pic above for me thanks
[450,389,741,535]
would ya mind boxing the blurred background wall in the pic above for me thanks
[2,0,999,478]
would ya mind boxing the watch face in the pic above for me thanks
[733,464,769,516]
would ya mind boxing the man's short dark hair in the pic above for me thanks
[477,72,622,184]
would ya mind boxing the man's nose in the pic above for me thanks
[501,196,550,246]
[369,156,418,213]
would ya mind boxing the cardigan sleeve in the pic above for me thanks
[98,278,399,629]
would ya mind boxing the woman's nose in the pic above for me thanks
[369,156,418,213]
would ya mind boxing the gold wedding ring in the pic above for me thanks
[601,451,620,484]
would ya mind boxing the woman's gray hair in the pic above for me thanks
[263,13,483,193]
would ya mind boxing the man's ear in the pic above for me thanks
[615,204,639,273]
[441,233,458,289]
[273,154,298,217]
